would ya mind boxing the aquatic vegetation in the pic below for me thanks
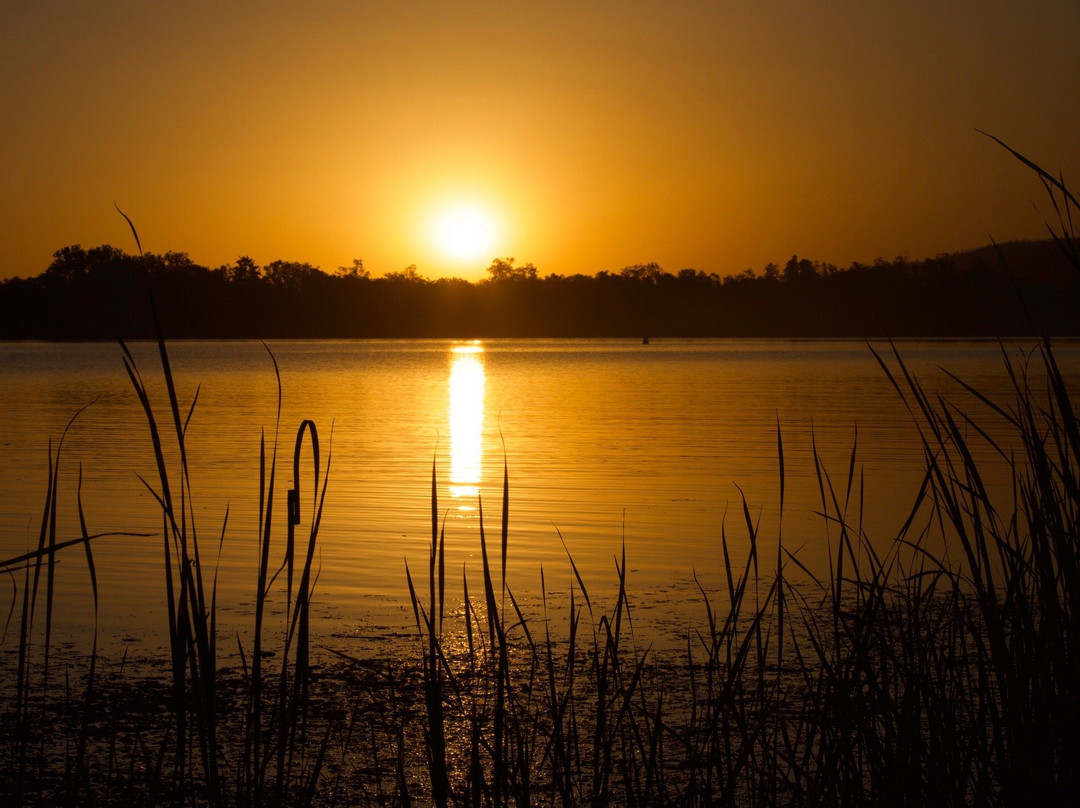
[3,329,1077,806]
[1,140,1077,805]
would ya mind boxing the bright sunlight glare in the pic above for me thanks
[449,342,485,500]
[432,206,498,262]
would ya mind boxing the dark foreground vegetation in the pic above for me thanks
[2,144,1079,806]
[3,318,1079,807]
[2,239,1079,340]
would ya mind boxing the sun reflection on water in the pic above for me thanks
[449,342,485,501]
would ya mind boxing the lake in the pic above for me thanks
[1,338,1073,658]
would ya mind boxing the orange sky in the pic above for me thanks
[2,2,1078,282]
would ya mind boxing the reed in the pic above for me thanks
[2,274,338,804]
[390,328,1077,806]
[2,139,1077,805]
[4,335,1077,806]
[388,137,1080,806]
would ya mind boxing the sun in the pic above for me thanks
[431,205,498,262]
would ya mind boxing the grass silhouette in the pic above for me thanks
[1,139,1078,805]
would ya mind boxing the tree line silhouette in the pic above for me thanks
[1,241,1077,339]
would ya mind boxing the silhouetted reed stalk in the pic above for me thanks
[388,352,1073,806]
[386,139,1080,807]
[4,137,1079,805]
[120,311,224,803]
[12,409,87,803]
[0,393,157,804]
[246,343,281,805]
[0,203,336,803]
[5,336,1078,806]
[867,337,1080,803]
[117,323,335,805]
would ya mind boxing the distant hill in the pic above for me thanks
[1,239,1077,339]
[948,239,1077,284]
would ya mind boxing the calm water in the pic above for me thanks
[1,338,1074,656]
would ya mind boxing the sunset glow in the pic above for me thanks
[3,1,1080,792]
[431,206,498,263]
[2,3,1077,282]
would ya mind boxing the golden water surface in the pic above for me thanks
[1,338,1073,656]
